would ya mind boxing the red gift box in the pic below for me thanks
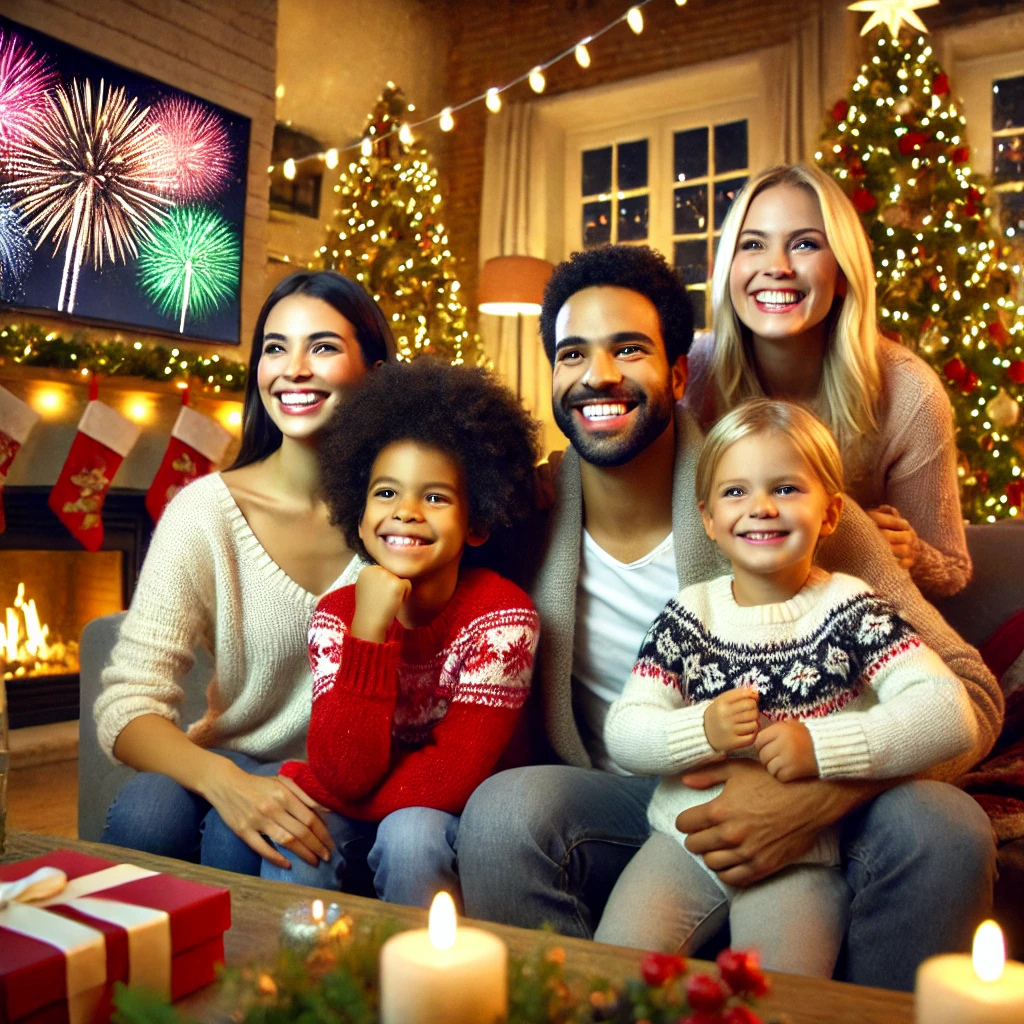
[0,851,231,1024]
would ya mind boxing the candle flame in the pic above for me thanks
[973,920,1005,982]
[428,891,456,950]
[312,899,324,922]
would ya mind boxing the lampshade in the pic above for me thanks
[478,255,554,316]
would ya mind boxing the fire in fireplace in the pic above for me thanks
[1,581,81,679]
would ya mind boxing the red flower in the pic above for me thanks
[1008,360,1024,384]
[687,974,727,1013]
[988,321,1010,347]
[717,949,770,998]
[724,1008,764,1024]
[952,146,970,163]
[932,73,950,96]
[898,131,929,156]
[641,951,687,987]
[852,187,876,212]
[832,99,849,122]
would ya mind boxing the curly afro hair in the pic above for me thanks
[539,244,694,366]
[319,358,541,562]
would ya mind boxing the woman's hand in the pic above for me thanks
[351,564,412,642]
[867,504,918,570]
[200,759,334,869]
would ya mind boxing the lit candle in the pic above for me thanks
[279,899,349,953]
[916,920,1024,1023]
[379,892,507,1024]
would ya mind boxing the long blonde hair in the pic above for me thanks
[709,164,881,464]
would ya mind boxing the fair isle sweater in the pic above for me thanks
[683,335,972,598]
[528,406,1002,780]
[604,569,978,849]
[94,474,363,762]
[281,568,539,820]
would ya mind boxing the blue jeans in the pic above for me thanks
[260,806,461,910]
[456,767,996,991]
[101,749,282,875]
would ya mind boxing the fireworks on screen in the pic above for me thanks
[0,199,32,300]
[8,77,173,313]
[0,28,57,159]
[137,205,240,333]
[149,95,234,201]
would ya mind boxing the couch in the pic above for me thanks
[78,522,1024,949]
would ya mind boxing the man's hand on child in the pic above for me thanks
[704,687,760,753]
[351,564,412,642]
[754,720,818,781]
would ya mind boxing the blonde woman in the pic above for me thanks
[683,164,971,597]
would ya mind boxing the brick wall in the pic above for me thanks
[2,0,277,360]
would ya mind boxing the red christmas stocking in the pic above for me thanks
[0,386,41,535]
[48,400,140,551]
[146,405,232,523]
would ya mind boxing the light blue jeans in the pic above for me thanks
[455,767,996,991]
[101,749,282,875]
[260,805,461,910]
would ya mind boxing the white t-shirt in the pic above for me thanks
[572,529,677,772]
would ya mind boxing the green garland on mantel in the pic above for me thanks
[0,322,248,393]
[110,919,779,1024]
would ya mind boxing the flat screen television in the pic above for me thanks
[0,15,250,345]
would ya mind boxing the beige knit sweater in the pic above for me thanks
[94,473,363,762]
[529,407,1002,782]
[683,334,971,598]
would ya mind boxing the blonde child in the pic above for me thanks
[594,398,977,977]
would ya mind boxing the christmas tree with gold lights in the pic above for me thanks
[816,29,1024,523]
[314,84,480,364]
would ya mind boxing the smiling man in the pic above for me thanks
[456,244,1003,992]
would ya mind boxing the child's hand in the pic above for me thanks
[703,688,760,753]
[351,564,412,642]
[754,720,818,781]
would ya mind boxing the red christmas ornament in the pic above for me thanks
[1008,360,1024,384]
[981,435,995,452]
[831,99,850,122]
[687,974,728,1014]
[898,131,929,156]
[944,358,968,383]
[977,469,989,492]
[963,200,979,218]
[932,73,950,96]
[963,371,981,393]
[952,146,970,163]
[987,321,1010,348]
[640,951,687,987]
[852,187,877,212]
[929,275,943,292]
[849,156,867,178]
[1006,480,1024,508]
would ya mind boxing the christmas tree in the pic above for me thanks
[313,84,481,365]
[816,27,1024,523]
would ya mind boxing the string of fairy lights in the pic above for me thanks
[271,0,690,181]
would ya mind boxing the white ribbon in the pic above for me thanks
[0,863,173,1023]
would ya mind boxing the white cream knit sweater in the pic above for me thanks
[94,473,363,762]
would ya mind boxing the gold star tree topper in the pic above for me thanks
[848,0,939,38]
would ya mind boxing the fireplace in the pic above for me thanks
[0,487,152,728]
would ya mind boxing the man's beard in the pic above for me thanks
[552,380,674,468]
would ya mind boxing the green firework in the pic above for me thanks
[137,206,240,333]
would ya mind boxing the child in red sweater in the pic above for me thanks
[262,359,541,909]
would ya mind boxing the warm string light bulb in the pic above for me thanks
[360,137,373,157]
[439,107,455,132]
[529,66,546,93]
[324,148,338,169]
[575,42,591,68]
[282,158,296,181]
[399,124,414,145]
[485,88,501,113]
[675,0,687,5]
[627,6,644,34]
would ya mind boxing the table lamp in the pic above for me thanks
[477,255,554,397]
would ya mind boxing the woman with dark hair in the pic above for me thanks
[94,271,393,875]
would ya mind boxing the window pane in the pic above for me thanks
[582,147,612,196]
[618,140,648,191]
[618,194,649,241]
[674,239,708,285]
[674,127,709,182]
[993,75,1024,132]
[714,120,748,174]
[583,200,612,246]
[674,184,708,234]
[714,176,747,228]
[687,287,706,330]
[998,190,1024,238]
[993,133,1024,184]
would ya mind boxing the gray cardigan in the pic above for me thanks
[527,407,1003,780]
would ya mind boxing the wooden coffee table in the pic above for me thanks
[2,831,913,1023]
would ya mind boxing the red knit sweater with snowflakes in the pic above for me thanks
[280,567,539,820]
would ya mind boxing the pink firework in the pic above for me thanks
[0,29,58,157]
[150,95,233,200]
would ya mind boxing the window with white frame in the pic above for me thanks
[574,116,750,329]
[992,73,1024,239]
